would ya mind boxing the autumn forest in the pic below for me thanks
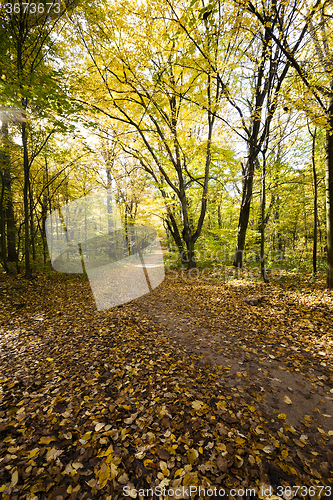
[0,0,333,498]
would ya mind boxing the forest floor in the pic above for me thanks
[0,268,333,500]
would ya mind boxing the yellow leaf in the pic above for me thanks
[174,468,183,478]
[81,431,92,441]
[283,423,296,434]
[215,442,226,453]
[182,472,199,486]
[234,454,243,468]
[39,436,55,445]
[31,482,45,493]
[248,405,256,413]
[278,413,287,419]
[97,462,110,488]
[98,445,113,458]
[284,395,292,405]
[46,447,59,461]
[72,462,84,469]
[11,470,18,487]
[46,358,53,362]
[187,448,198,465]
[95,423,105,432]
[216,400,227,409]
[281,449,288,458]
[110,462,118,479]
[28,448,39,458]
[143,459,154,469]
[191,400,203,410]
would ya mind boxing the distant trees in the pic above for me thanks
[244,0,333,286]
[0,0,331,285]
[72,0,234,268]
[0,1,82,276]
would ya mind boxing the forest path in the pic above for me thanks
[1,270,333,494]
[133,272,333,441]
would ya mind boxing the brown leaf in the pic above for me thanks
[156,447,171,460]
[216,455,228,472]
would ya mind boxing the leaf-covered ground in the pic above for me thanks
[0,269,333,499]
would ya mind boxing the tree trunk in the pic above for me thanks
[41,158,50,264]
[260,156,269,283]
[41,173,48,264]
[274,195,283,253]
[5,170,17,263]
[1,122,18,264]
[164,212,185,260]
[234,156,255,268]
[0,172,9,273]
[311,127,318,274]
[326,94,333,289]
[29,178,36,260]
[22,121,31,278]
[217,203,222,229]
[184,236,196,269]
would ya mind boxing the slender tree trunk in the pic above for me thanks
[260,156,269,283]
[29,179,36,260]
[41,158,50,264]
[326,94,333,289]
[1,122,18,264]
[217,203,222,229]
[180,189,196,269]
[5,171,17,263]
[274,195,283,253]
[234,156,255,268]
[22,121,31,278]
[0,172,9,273]
[165,212,185,259]
[124,208,131,255]
[311,127,318,274]
[41,180,48,264]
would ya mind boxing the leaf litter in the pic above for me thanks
[0,270,332,499]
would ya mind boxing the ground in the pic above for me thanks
[0,268,332,499]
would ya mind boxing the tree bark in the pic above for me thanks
[5,170,17,263]
[29,177,36,261]
[1,122,18,264]
[22,120,31,278]
[217,203,222,229]
[234,155,255,268]
[260,155,269,283]
[0,172,9,273]
[164,212,185,260]
[311,127,318,274]
[326,94,333,289]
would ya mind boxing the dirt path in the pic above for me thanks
[133,274,333,448]
[1,271,333,494]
